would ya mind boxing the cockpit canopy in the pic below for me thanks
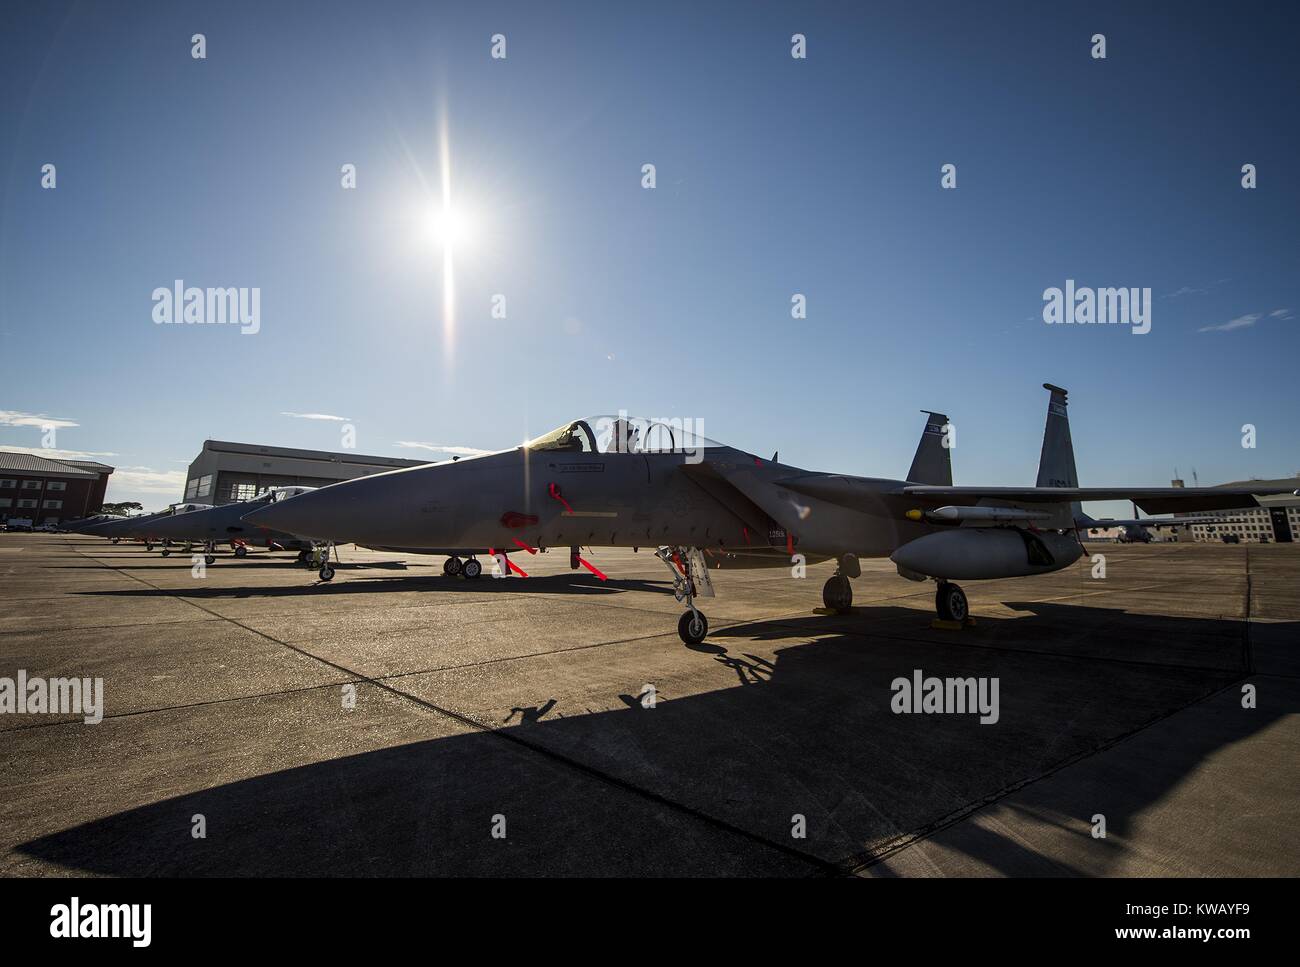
[256,486,317,504]
[524,416,721,455]
[167,502,213,515]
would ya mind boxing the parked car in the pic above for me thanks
[1220,533,1241,544]
[5,518,34,532]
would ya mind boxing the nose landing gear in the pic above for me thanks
[657,546,714,644]
[312,541,336,581]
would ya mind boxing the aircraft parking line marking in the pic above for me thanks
[0,677,364,733]
[69,545,849,876]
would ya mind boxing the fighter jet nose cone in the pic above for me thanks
[242,487,341,542]
[241,502,290,533]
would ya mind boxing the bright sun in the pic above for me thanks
[425,203,476,249]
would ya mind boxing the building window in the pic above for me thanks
[185,478,199,500]
[229,483,258,501]
[197,474,213,497]
[47,481,67,492]
[17,499,38,509]
[0,498,11,508]
[43,500,63,509]
[0,479,15,489]
[21,480,42,490]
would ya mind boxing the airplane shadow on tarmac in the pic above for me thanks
[73,573,675,599]
[16,603,1298,877]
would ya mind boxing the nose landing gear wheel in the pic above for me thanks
[234,545,247,558]
[461,557,482,579]
[678,610,709,645]
[935,582,968,622]
[161,549,171,558]
[319,565,335,581]
[822,575,853,613]
[443,556,463,576]
[205,555,216,566]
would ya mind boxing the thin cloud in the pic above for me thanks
[1164,278,1230,300]
[1199,313,1262,333]
[1269,308,1293,319]
[281,411,351,421]
[394,441,491,457]
[0,445,116,460]
[105,467,186,497]
[0,410,79,429]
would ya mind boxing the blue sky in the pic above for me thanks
[2,1,1297,511]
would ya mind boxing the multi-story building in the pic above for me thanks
[0,453,115,526]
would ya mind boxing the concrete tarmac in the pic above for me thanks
[1,535,1295,876]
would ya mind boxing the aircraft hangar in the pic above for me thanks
[180,439,427,506]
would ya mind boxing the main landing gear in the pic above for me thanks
[443,555,482,578]
[657,546,713,644]
[821,554,859,614]
[443,555,484,578]
[934,581,969,622]
[233,544,247,558]
[822,575,852,612]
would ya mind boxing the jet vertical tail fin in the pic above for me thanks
[907,411,953,485]
[1036,383,1083,519]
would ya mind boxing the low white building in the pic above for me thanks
[1179,476,1300,543]
[181,440,427,506]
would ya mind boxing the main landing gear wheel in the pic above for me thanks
[443,556,463,576]
[234,545,247,558]
[111,538,120,544]
[822,575,853,613]
[319,565,335,581]
[205,554,216,566]
[935,582,968,622]
[678,610,709,645]
[461,557,483,579]
[144,542,153,551]
[161,548,171,558]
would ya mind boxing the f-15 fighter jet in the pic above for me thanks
[82,503,213,548]
[143,487,317,564]
[243,385,1295,643]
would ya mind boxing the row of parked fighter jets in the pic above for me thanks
[62,384,1295,643]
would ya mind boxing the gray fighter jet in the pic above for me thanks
[243,385,1295,643]
[144,487,317,564]
[63,513,127,534]
[84,503,213,548]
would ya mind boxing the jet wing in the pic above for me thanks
[897,485,1296,515]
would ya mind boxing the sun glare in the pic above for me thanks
[425,203,476,249]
